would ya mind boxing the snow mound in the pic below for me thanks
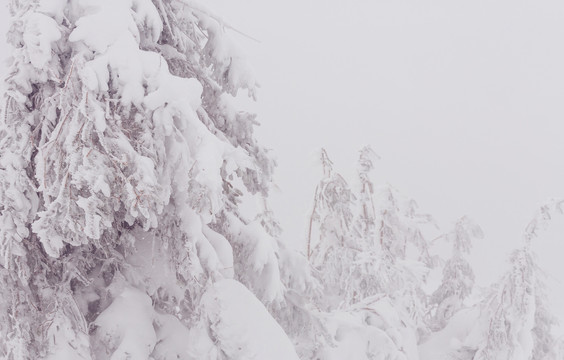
[190,279,299,360]
[93,287,157,359]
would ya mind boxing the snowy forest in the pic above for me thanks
[0,0,563,359]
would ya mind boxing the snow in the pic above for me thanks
[227,213,285,303]
[144,72,203,111]
[152,314,192,360]
[21,13,61,69]
[196,4,257,96]
[44,309,91,360]
[190,279,300,360]
[123,229,185,301]
[71,0,201,113]
[202,225,235,278]
[37,0,69,23]
[69,0,142,54]
[94,287,157,359]
[131,0,164,42]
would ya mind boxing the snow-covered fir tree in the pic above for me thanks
[0,0,299,359]
[303,148,441,358]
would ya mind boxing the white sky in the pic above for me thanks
[1,0,563,332]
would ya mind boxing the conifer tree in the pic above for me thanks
[0,0,298,358]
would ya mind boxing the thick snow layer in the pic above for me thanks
[94,287,157,359]
[202,225,234,278]
[37,0,68,23]
[227,213,285,303]
[123,229,185,300]
[189,279,300,360]
[69,0,161,54]
[22,12,61,69]
[152,314,192,360]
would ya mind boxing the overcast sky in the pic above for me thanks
[206,0,564,325]
[1,0,564,330]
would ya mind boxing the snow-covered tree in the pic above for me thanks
[307,148,355,261]
[306,149,357,308]
[307,147,382,307]
[468,201,563,360]
[0,0,298,359]
[307,148,435,309]
[303,148,439,358]
[473,247,537,360]
[429,216,483,330]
